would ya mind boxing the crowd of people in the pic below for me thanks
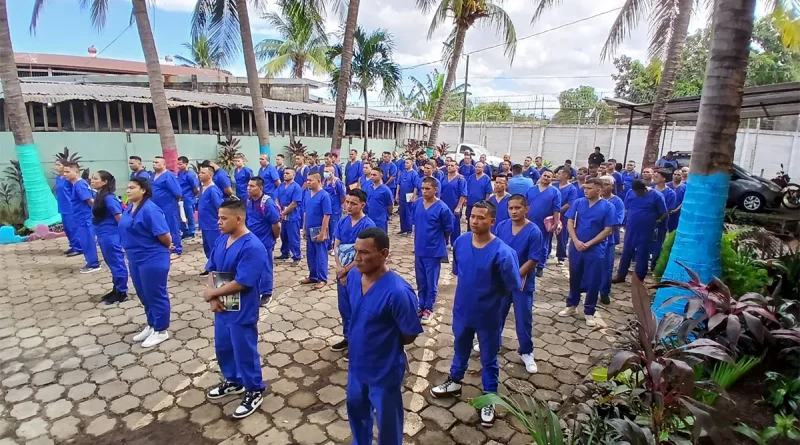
[51,146,687,441]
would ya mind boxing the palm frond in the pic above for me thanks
[427,0,452,40]
[600,0,652,61]
[647,0,683,60]
[530,0,565,25]
[263,54,292,77]
[31,0,109,33]
[769,3,800,51]
[192,0,241,67]
[254,39,285,61]
[173,55,199,67]
[416,0,441,14]
[481,2,518,62]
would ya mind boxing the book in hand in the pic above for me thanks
[210,271,240,312]
[308,226,323,239]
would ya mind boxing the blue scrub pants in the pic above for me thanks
[375,219,388,234]
[180,199,196,238]
[75,219,100,268]
[306,237,328,282]
[450,320,501,393]
[415,257,441,311]
[650,225,667,271]
[127,252,170,331]
[202,229,221,259]
[449,211,462,245]
[617,231,650,281]
[163,205,183,255]
[600,242,616,297]
[62,213,83,252]
[326,214,340,251]
[279,220,302,260]
[398,196,413,233]
[668,211,680,232]
[347,374,403,445]
[258,244,275,295]
[538,231,554,271]
[500,291,534,355]
[556,216,569,261]
[214,316,265,392]
[566,247,602,316]
[97,233,128,293]
[465,205,473,232]
[337,281,351,340]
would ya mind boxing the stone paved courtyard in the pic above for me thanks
[0,218,635,445]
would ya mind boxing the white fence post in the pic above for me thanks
[537,125,546,157]
[739,119,751,166]
[609,122,617,159]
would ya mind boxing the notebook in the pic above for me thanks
[210,272,240,311]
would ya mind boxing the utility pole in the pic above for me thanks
[459,54,470,144]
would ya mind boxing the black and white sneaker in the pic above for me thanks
[430,377,462,398]
[232,390,263,419]
[480,403,496,427]
[206,381,245,400]
[80,265,102,274]
[260,294,272,306]
[330,340,348,352]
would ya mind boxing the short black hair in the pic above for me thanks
[347,189,368,203]
[508,194,528,206]
[565,159,572,164]
[324,152,332,158]
[155,155,165,160]
[382,151,391,156]
[358,227,390,250]
[350,149,358,155]
[178,156,189,163]
[62,161,80,170]
[307,171,322,180]
[220,197,246,214]
[512,164,523,174]
[653,169,671,180]
[472,199,496,217]
[585,178,603,187]
[129,156,142,162]
[421,177,439,189]
[276,154,285,159]
[249,176,265,187]
[200,164,216,174]
[372,167,384,177]
[615,163,623,172]
[632,179,647,191]
[594,146,601,151]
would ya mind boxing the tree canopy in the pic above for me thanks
[551,86,614,125]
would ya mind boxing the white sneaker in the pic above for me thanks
[520,353,538,374]
[133,326,154,342]
[480,403,496,427]
[473,343,480,353]
[585,315,597,327]
[558,306,577,317]
[142,330,169,348]
[430,377,462,398]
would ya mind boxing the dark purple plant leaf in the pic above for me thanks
[739,292,768,304]
[726,314,742,350]
[680,397,721,442]
[686,338,728,348]
[678,315,707,342]
[742,311,765,343]
[708,313,727,331]
[664,358,695,396]
[749,307,778,323]
[656,312,684,340]
[676,261,702,284]
[608,350,641,378]
[631,276,657,345]
[711,277,732,301]
[686,298,704,318]
[658,295,694,310]
[649,361,665,390]
[684,346,734,364]
[607,418,656,445]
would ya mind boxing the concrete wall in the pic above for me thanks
[438,122,800,179]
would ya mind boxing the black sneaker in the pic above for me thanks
[65,250,81,257]
[232,390,263,419]
[430,377,462,398]
[206,381,245,400]
[600,294,611,305]
[330,339,348,352]
[291,258,301,266]
[535,269,544,278]
[274,255,289,260]
[260,294,272,306]
[80,265,102,274]
[100,289,117,303]
[480,403,496,427]
[105,291,128,305]
[199,270,210,277]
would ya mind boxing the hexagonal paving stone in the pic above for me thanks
[86,415,117,436]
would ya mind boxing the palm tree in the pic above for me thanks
[0,0,60,228]
[330,0,360,157]
[416,0,517,148]
[254,0,331,78]
[407,69,465,120]
[32,0,179,170]
[329,27,402,152]
[175,34,229,69]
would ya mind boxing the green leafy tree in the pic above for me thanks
[467,102,512,121]
[551,86,614,125]
[406,69,465,121]
[175,34,229,69]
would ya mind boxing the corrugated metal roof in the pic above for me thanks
[2,81,429,125]
[15,52,227,78]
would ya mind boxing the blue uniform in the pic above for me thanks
[494,220,544,355]
[93,194,128,293]
[523,167,540,182]
[415,175,441,199]
[334,163,343,181]
[566,198,617,315]
[366,183,394,233]
[397,169,419,234]
[334,215,376,340]
[56,176,82,253]
[276,164,285,181]
[323,179,346,250]
[234,167,254,200]
[612,171,625,195]
[345,160,363,188]
[69,178,99,268]
[650,186,677,270]
[346,270,423,445]
[198,184,225,258]
[620,170,640,193]
[151,171,183,255]
[508,175,534,195]
[656,158,679,170]
[458,162,475,178]
[484,164,493,178]
[378,161,398,197]
[600,195,625,297]
[130,169,151,181]
[617,189,667,281]
[465,174,492,229]
[450,234,521,392]
[412,199,453,312]
[213,168,233,195]
[537,166,550,176]
[246,194,281,296]
[276,182,303,260]
[119,200,171,331]
[304,189,332,283]
[556,183,578,262]
[258,165,281,198]
[206,233,267,392]
[488,194,510,229]
[667,183,685,232]
[177,169,199,238]
[573,182,586,200]
[525,185,562,271]
[294,165,309,188]
[440,174,467,245]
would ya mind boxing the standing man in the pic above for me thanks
[233,154,254,201]
[508,164,534,195]
[613,180,667,283]
[498,160,512,178]
[64,162,100,273]
[275,154,286,180]
[293,155,309,189]
[522,156,541,182]
[151,156,183,258]
[301,172,332,289]
[345,149,363,191]
[598,175,625,305]
[459,152,476,178]
[323,165,346,251]
[534,156,549,176]
[479,154,493,178]
[366,167,394,233]
[650,169,677,271]
[441,160,467,246]
[257,154,281,199]
[432,149,445,168]
[563,160,577,179]
[430,201,522,427]
[396,158,419,236]
[641,167,655,187]
[245,177,281,305]
[129,156,150,180]
[378,152,398,204]
[488,176,510,229]
[656,151,679,172]
[206,161,233,197]
[345,228,422,445]
[326,152,343,180]
[610,160,625,195]
[203,199,267,419]
[275,168,303,265]
[558,178,616,327]
[177,156,200,239]
[555,167,577,267]
[620,160,640,193]
[198,165,225,264]
[413,178,453,325]
[588,146,605,167]
[667,171,686,233]
[360,163,373,191]
[525,171,561,277]
[416,161,441,199]
[55,160,82,256]
[465,162,493,229]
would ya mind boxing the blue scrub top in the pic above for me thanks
[624,189,667,235]
[612,172,625,195]
[276,165,285,181]
[484,164,493,178]
[246,194,281,249]
[466,174,492,206]
[565,198,617,258]
[559,183,578,210]
[212,168,232,192]
[523,167,540,182]
[440,175,467,211]
[276,182,303,222]
[394,159,405,175]
[525,185,561,229]
[130,169,151,181]
[415,176,441,199]
[93,194,123,237]
[118,199,170,257]
[345,161,363,186]
[234,167,254,199]
[151,172,181,210]
[359,175,372,193]
[493,220,544,292]
[334,215,376,245]
[398,169,419,196]
[452,234,522,329]
[412,199,453,258]
[258,165,281,198]
[334,163,343,180]
[366,184,393,226]
[198,185,225,230]
[606,194,625,245]
[346,269,423,387]
[378,162,398,189]
[573,182,586,200]
[620,170,640,192]
[294,166,309,187]
[303,189,332,232]
[177,170,200,201]
[537,166,550,175]
[656,158,679,170]
[69,179,94,221]
[488,194,510,228]
[323,179,346,216]
[656,186,677,229]
[56,176,73,214]
[459,163,475,178]
[205,232,268,325]
[508,175,534,195]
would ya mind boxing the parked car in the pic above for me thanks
[672,151,783,212]
[450,143,504,176]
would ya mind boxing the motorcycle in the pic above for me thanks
[772,164,800,210]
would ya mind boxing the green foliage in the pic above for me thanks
[216,136,241,173]
[694,356,762,405]
[734,413,800,444]
[654,230,676,280]
[175,34,229,70]
[764,371,800,415]
[551,86,614,125]
[328,27,402,105]
[404,69,465,121]
[768,248,800,301]
[469,392,570,444]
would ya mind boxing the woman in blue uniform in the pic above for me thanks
[555,167,577,267]
[55,160,82,256]
[90,171,128,305]
[233,154,254,201]
[396,159,419,236]
[119,177,173,348]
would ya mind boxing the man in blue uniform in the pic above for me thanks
[151,156,183,257]
[323,164,346,251]
[55,160,82,256]
[204,199,268,420]
[563,160,578,179]
[395,158,419,236]
[413,177,453,325]
[508,164,534,195]
[366,167,394,233]
[245,177,281,305]
[650,169,677,271]
[346,228,422,445]
[301,171,332,289]
[479,154,493,178]
[129,156,150,180]
[205,161,233,197]
[465,162,493,229]
[555,167,578,267]
[293,155,309,189]
[325,152,342,180]
[656,151,679,172]
[559,178,616,327]
[198,166,225,266]
[613,179,667,283]
[275,168,303,265]
[441,160,467,246]
[233,154,254,201]
[667,171,686,232]
[488,176,510,229]
[275,154,286,180]
[378,152,398,204]
[459,152,476,178]
[525,170,561,277]
[620,160,640,193]
[430,201,522,427]
[64,162,100,273]
[416,161,443,197]
[345,149,363,191]
[599,175,625,305]
[534,156,549,176]
[257,154,281,199]
[177,156,200,239]
[522,156,540,181]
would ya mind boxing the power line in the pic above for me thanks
[92,22,135,60]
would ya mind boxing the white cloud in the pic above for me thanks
[154,0,197,13]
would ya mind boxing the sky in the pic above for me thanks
[8,0,769,115]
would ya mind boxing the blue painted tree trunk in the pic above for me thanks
[260,144,271,157]
[17,143,61,228]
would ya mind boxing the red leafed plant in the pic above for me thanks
[405,140,422,160]
[436,141,450,155]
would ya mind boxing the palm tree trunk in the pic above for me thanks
[293,58,304,78]
[653,0,756,318]
[0,0,60,228]
[236,0,270,156]
[132,0,178,171]
[641,0,693,167]
[427,23,467,148]
[363,90,369,153]
[330,0,361,157]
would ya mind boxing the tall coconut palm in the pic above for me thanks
[329,27,402,152]
[0,0,60,227]
[407,69,465,120]
[416,0,517,148]
[175,34,229,69]
[330,0,360,157]
[32,0,179,170]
